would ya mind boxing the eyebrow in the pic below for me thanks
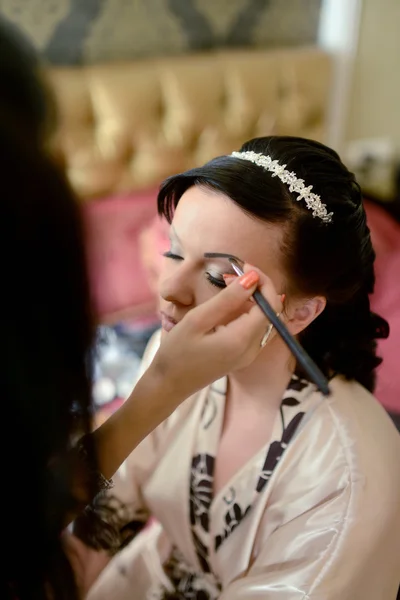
[204,252,244,265]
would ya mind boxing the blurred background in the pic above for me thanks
[1,0,399,424]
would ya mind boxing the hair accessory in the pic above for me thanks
[231,151,333,223]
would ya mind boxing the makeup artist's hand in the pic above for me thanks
[94,265,282,481]
[150,265,283,399]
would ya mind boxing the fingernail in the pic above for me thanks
[281,293,286,303]
[238,270,259,290]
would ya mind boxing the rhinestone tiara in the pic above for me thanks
[230,150,333,223]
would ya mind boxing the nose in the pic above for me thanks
[159,263,196,308]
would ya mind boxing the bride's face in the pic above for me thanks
[158,185,287,333]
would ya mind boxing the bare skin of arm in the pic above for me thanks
[63,268,283,594]
[93,267,281,480]
[65,267,281,518]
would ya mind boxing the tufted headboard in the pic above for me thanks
[48,46,332,201]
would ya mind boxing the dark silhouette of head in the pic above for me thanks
[1,19,95,599]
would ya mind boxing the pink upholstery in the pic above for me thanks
[83,190,159,321]
[366,201,400,413]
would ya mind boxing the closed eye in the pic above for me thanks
[205,272,226,289]
[163,251,183,261]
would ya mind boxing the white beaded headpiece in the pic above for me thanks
[231,150,333,224]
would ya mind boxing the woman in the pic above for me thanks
[76,136,400,599]
[0,21,276,600]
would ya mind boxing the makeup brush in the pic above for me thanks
[204,252,330,396]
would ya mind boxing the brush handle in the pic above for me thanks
[229,257,330,395]
[252,290,330,396]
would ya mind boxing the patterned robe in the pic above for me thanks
[79,331,400,600]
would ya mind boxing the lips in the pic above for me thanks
[160,311,178,332]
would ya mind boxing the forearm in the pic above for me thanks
[60,269,267,525]
[92,265,269,480]
[92,364,186,480]
[56,364,185,526]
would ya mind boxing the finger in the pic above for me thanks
[209,301,272,362]
[223,273,256,304]
[183,270,260,333]
[225,263,277,297]
[224,264,281,302]
[242,263,281,301]
[215,299,268,341]
[211,274,285,348]
[243,263,285,314]
[222,274,236,286]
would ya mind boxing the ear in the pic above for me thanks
[286,296,326,335]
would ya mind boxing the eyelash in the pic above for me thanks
[205,272,226,289]
[163,251,226,290]
[163,251,183,261]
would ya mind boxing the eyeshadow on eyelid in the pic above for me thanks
[207,269,225,279]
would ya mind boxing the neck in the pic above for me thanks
[227,337,295,412]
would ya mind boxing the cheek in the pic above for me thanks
[158,259,174,284]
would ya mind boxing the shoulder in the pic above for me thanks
[297,376,400,475]
[295,376,400,455]
[255,379,400,592]
[312,376,400,462]
[274,376,400,525]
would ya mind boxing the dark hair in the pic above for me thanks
[0,19,95,600]
[158,136,389,392]
[0,19,56,143]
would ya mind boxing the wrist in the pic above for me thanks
[117,361,185,445]
[138,359,186,414]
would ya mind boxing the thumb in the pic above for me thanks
[183,270,259,334]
